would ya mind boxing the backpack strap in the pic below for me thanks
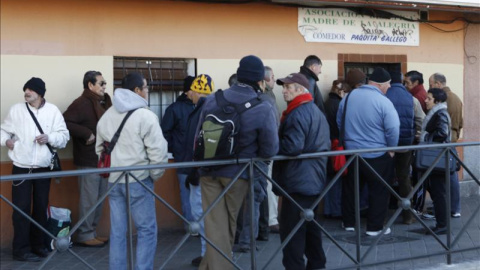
[214,89,263,114]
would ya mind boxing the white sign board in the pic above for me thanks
[298,8,420,46]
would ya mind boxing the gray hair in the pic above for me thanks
[432,73,447,86]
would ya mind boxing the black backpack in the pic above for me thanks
[194,90,263,161]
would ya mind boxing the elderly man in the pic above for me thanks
[337,67,400,236]
[197,55,279,270]
[273,72,329,270]
[1,77,69,261]
[64,70,112,247]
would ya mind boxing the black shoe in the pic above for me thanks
[426,226,447,235]
[32,247,50,258]
[256,234,269,241]
[13,252,41,262]
[191,256,203,267]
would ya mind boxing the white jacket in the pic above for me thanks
[96,89,168,183]
[1,102,69,168]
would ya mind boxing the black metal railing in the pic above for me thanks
[0,141,479,269]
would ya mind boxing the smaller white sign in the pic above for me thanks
[298,8,420,46]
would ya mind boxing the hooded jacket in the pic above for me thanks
[161,93,195,161]
[1,101,69,168]
[299,66,325,114]
[197,84,279,179]
[96,88,168,183]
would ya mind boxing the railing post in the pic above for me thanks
[126,173,134,270]
[249,160,257,270]
[354,155,361,270]
[446,148,452,265]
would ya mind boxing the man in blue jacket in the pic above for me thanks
[197,55,279,270]
[273,72,329,270]
[337,67,400,236]
[386,71,416,224]
[161,76,195,222]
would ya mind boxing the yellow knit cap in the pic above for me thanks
[191,74,214,95]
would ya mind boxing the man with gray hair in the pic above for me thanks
[259,66,280,238]
[273,72,329,269]
[337,67,400,236]
[428,72,463,217]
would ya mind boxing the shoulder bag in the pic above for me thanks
[26,103,62,171]
[414,119,458,173]
[98,109,137,178]
[331,91,353,176]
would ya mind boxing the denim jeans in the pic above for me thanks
[238,162,267,248]
[109,178,157,270]
[177,173,193,222]
[450,172,461,214]
[189,183,206,256]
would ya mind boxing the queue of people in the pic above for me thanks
[0,55,464,270]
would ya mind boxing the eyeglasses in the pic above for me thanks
[99,81,107,86]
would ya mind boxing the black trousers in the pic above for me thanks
[12,165,51,255]
[342,152,394,231]
[279,194,326,270]
[426,174,447,228]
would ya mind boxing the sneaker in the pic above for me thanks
[341,223,355,232]
[421,213,435,220]
[451,212,461,218]
[366,227,391,236]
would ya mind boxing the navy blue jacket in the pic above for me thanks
[272,101,330,196]
[160,93,194,161]
[300,66,326,114]
[177,97,206,176]
[386,83,414,146]
[197,84,279,179]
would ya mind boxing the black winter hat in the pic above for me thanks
[236,55,265,84]
[183,75,195,93]
[389,71,403,84]
[23,77,46,97]
[369,67,391,84]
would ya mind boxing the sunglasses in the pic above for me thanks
[99,81,107,86]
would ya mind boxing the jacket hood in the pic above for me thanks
[113,88,148,113]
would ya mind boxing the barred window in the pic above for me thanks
[113,57,196,120]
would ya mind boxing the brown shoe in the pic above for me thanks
[96,236,109,243]
[76,238,105,248]
[269,224,280,234]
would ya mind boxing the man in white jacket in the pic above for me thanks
[96,72,168,270]
[0,77,69,262]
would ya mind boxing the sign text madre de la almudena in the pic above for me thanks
[298,8,420,46]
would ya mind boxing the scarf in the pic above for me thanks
[81,89,112,120]
[280,93,313,123]
[420,102,448,142]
